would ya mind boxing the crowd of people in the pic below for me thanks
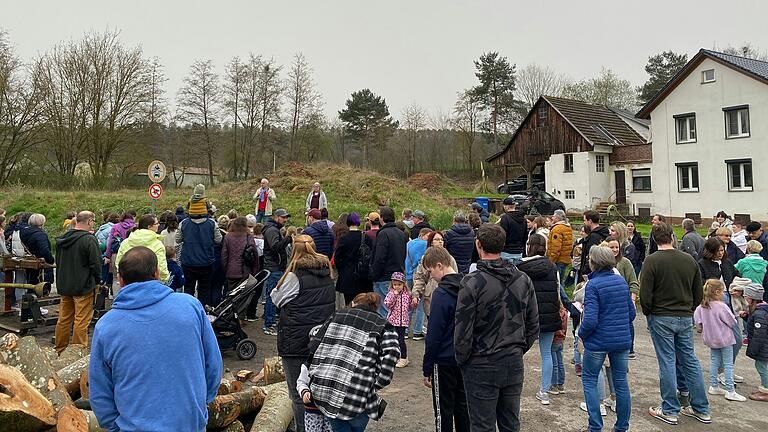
[3,186,768,432]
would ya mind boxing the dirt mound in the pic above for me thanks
[407,172,454,192]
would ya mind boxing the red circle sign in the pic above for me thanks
[149,183,163,200]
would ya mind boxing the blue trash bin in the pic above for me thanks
[474,197,489,213]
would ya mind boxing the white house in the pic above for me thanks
[637,49,768,221]
[487,96,652,214]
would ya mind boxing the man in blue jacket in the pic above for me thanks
[89,246,222,432]
[303,208,334,258]
[422,246,470,432]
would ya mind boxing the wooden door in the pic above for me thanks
[614,170,627,204]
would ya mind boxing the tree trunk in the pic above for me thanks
[219,420,245,432]
[51,345,89,371]
[55,405,89,432]
[206,385,266,429]
[248,383,293,432]
[0,364,57,432]
[56,356,89,398]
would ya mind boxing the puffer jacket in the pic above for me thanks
[369,223,408,282]
[114,229,169,282]
[578,269,636,352]
[384,286,414,327]
[19,226,54,263]
[304,220,335,259]
[547,221,573,264]
[698,258,739,290]
[221,233,258,279]
[278,267,336,357]
[747,303,768,362]
[443,223,475,274]
[517,256,562,333]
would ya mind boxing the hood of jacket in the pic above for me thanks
[124,228,162,246]
[476,258,518,279]
[112,280,173,311]
[507,210,526,224]
[56,229,93,250]
[310,220,331,235]
[265,218,283,230]
[590,225,611,240]
[116,219,135,232]
[450,223,473,236]
[439,273,463,298]
[517,255,554,279]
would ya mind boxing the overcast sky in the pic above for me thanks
[3,0,767,121]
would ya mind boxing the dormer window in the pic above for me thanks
[702,69,715,83]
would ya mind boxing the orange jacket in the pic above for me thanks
[547,222,573,265]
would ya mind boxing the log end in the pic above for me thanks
[55,404,87,432]
[0,364,57,426]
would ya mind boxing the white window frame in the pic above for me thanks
[631,168,652,192]
[538,106,548,120]
[595,154,605,173]
[675,114,696,144]
[724,106,750,139]
[676,163,699,192]
[702,69,715,83]
[726,159,753,192]
[564,190,575,200]
[564,154,574,173]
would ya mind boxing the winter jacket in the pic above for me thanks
[405,238,427,281]
[115,229,170,282]
[423,273,462,376]
[517,256,562,333]
[307,306,400,421]
[55,230,101,297]
[369,223,408,282]
[410,221,433,240]
[384,286,414,327]
[755,232,768,261]
[167,259,185,291]
[276,267,336,357]
[334,231,371,296]
[106,218,135,259]
[19,226,54,264]
[726,241,745,264]
[499,210,527,255]
[412,252,457,315]
[252,187,276,216]
[680,231,705,261]
[221,233,258,279]
[89,280,222,432]
[629,231,646,266]
[176,218,222,268]
[95,222,114,247]
[747,303,768,362]
[694,301,737,349]
[305,191,328,210]
[735,253,768,285]
[579,225,610,278]
[304,220,335,259]
[616,257,640,295]
[621,242,637,265]
[553,307,568,343]
[455,259,539,366]
[578,269,635,352]
[443,223,476,274]
[262,219,291,271]
[547,221,573,264]
[698,258,739,290]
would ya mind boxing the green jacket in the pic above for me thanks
[616,256,640,295]
[115,229,169,282]
[55,230,102,297]
[734,254,768,285]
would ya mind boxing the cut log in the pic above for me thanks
[56,404,88,432]
[79,369,89,402]
[51,345,89,371]
[249,383,293,432]
[78,410,106,432]
[56,356,89,398]
[218,420,245,432]
[262,357,285,385]
[235,370,254,382]
[206,385,266,429]
[0,364,57,431]
[218,369,242,395]
[41,347,57,365]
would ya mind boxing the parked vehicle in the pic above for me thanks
[497,174,545,194]
[506,190,565,215]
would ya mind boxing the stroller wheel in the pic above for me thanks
[236,339,257,360]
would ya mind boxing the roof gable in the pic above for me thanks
[637,48,768,119]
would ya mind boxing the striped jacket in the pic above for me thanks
[307,306,400,421]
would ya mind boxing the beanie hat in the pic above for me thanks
[729,276,751,292]
[744,283,765,301]
[307,208,322,219]
[390,272,406,283]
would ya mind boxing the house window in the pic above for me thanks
[538,106,548,120]
[632,168,652,192]
[674,114,696,143]
[564,154,574,173]
[702,69,715,83]
[676,163,699,192]
[724,106,750,138]
[726,159,753,191]
[595,154,605,173]
[565,190,575,200]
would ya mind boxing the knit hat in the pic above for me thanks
[744,283,765,301]
[413,210,425,219]
[307,208,322,219]
[729,276,752,293]
[390,272,406,283]
[503,196,517,206]
[191,184,206,201]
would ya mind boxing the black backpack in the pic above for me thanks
[241,236,258,268]
[354,234,372,280]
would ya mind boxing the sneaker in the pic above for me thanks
[680,406,711,424]
[603,397,616,413]
[404,334,409,340]
[536,390,550,405]
[678,391,690,409]
[262,326,277,336]
[628,351,637,360]
[395,358,409,368]
[557,385,566,394]
[648,406,678,425]
[549,386,561,395]
[245,316,259,322]
[575,364,582,377]
[749,389,768,401]
[725,391,747,402]
[40,308,49,316]
[412,333,425,341]
[733,373,744,383]
[579,402,607,416]
[708,385,726,395]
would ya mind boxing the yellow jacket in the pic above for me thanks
[114,229,170,282]
[547,222,573,265]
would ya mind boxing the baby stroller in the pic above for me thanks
[207,270,270,360]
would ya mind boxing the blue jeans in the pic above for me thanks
[756,360,768,388]
[710,346,735,391]
[500,252,522,265]
[573,329,582,366]
[328,412,369,432]
[539,332,555,392]
[409,295,425,335]
[256,210,267,224]
[582,350,630,432]
[647,315,709,416]
[263,270,283,328]
[373,281,390,317]
[551,341,565,386]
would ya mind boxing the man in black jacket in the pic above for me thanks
[410,210,432,240]
[444,210,476,274]
[54,211,101,353]
[260,209,292,334]
[499,197,526,264]
[579,210,610,280]
[370,206,408,317]
[455,223,539,432]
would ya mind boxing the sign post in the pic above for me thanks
[147,161,166,213]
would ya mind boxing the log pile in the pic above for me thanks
[1,333,296,432]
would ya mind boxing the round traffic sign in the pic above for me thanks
[149,183,163,200]
[148,160,167,183]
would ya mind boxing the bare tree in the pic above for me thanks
[0,30,44,185]
[452,90,482,171]
[426,108,451,171]
[224,56,247,179]
[400,103,427,177]
[515,63,569,108]
[145,56,167,125]
[255,58,282,169]
[286,53,321,160]
[177,59,221,186]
